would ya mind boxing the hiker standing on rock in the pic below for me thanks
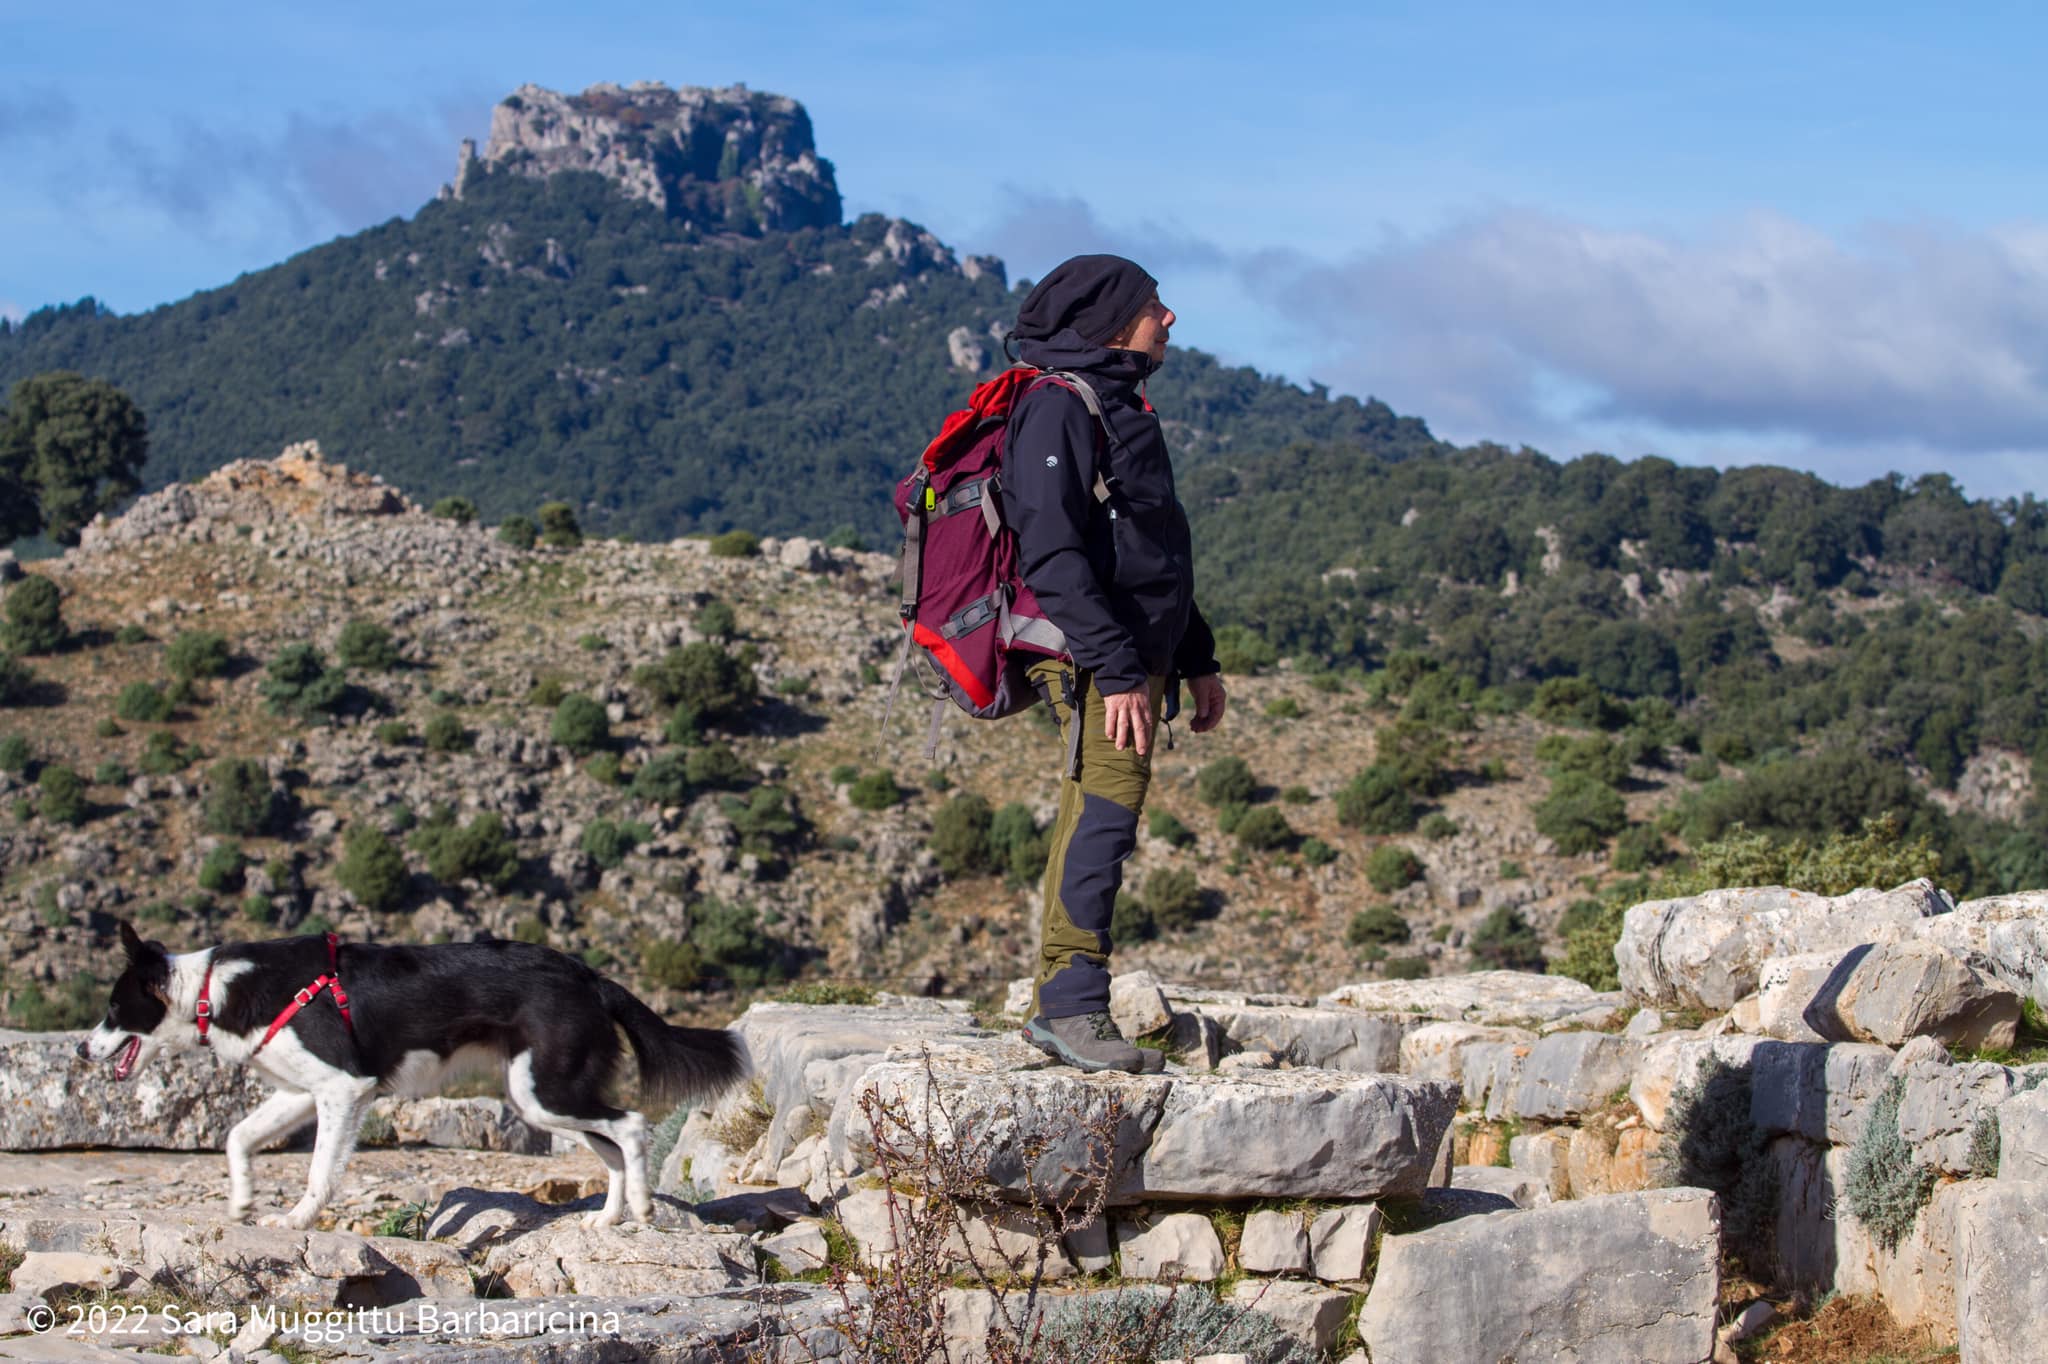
[1003,254,1227,1073]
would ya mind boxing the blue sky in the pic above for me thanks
[5,1,2048,495]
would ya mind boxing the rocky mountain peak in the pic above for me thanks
[463,81,842,234]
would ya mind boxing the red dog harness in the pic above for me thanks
[196,933,354,1054]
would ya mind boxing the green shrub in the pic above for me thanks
[708,529,760,558]
[695,601,738,640]
[1611,823,1668,872]
[1537,734,1631,786]
[828,762,860,786]
[1265,697,1302,720]
[1197,756,1257,807]
[847,770,904,811]
[684,743,750,789]
[1534,773,1627,854]
[633,642,758,727]
[1111,893,1156,944]
[1420,812,1459,840]
[1212,624,1278,676]
[581,818,649,869]
[1658,1057,1776,1274]
[430,495,477,524]
[1469,905,1545,971]
[538,503,582,548]
[92,759,128,786]
[1684,755,1721,782]
[411,811,520,890]
[688,897,781,987]
[423,711,468,753]
[1,576,64,654]
[1215,801,1247,835]
[1301,837,1337,867]
[1280,784,1312,805]
[337,826,408,911]
[723,785,804,859]
[1479,756,1510,783]
[1335,764,1416,833]
[1040,1287,1310,1364]
[241,894,274,924]
[139,730,195,775]
[261,643,347,719]
[526,676,567,707]
[578,632,609,652]
[1383,955,1432,980]
[642,939,704,990]
[204,758,278,836]
[336,619,400,671]
[37,765,87,825]
[374,720,413,746]
[931,794,995,878]
[1531,676,1626,729]
[163,675,196,708]
[0,652,32,706]
[1234,806,1294,851]
[1499,859,1525,879]
[631,753,691,805]
[165,630,231,680]
[1365,845,1423,892]
[497,515,537,549]
[6,971,103,1031]
[1347,903,1412,947]
[550,694,611,755]
[198,843,245,893]
[990,803,1048,883]
[1148,809,1195,847]
[115,623,148,645]
[115,681,173,723]
[585,751,623,785]
[1663,814,1941,899]
[0,734,31,773]
[1145,867,1206,932]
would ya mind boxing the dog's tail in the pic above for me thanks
[597,977,750,1111]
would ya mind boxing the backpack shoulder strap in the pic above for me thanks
[1026,370,1113,504]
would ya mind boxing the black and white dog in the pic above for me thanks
[80,923,747,1230]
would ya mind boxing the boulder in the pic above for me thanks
[758,1220,832,1277]
[1919,891,2048,1009]
[1509,1032,1643,1122]
[1109,971,1173,1038]
[1748,1042,1894,1146]
[1954,1180,2048,1364]
[1319,971,1606,1025]
[1997,1085,2048,1180]
[1115,1212,1224,1281]
[367,1095,556,1154]
[0,1029,271,1149]
[1307,1204,1381,1282]
[1180,1000,1412,1072]
[1398,1022,1538,1106]
[1356,1188,1720,1364]
[1565,1126,1658,1199]
[481,1219,752,1297]
[1752,954,1835,1041]
[1237,1210,1310,1273]
[1630,1034,1766,1131]
[1799,941,2022,1050]
[832,1038,1457,1205]
[1615,880,1947,1013]
[8,1251,131,1300]
[1450,1164,1548,1208]
[1225,1279,1355,1354]
[1509,1129,1574,1202]
[1895,1058,2019,1174]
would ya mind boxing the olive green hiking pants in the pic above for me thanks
[1026,659,1167,1020]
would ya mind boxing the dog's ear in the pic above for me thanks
[120,920,147,962]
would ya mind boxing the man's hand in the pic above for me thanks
[1103,688,1155,756]
[1188,673,1227,733]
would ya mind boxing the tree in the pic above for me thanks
[204,758,279,836]
[1533,772,1626,855]
[1469,904,1545,971]
[165,630,231,680]
[931,794,994,878]
[538,501,582,548]
[550,694,611,754]
[261,643,346,719]
[1335,764,1416,834]
[1197,756,1257,807]
[336,619,401,671]
[633,642,757,727]
[1,576,65,655]
[337,826,408,911]
[37,764,87,826]
[0,372,148,545]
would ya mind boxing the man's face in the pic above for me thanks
[1113,295,1176,364]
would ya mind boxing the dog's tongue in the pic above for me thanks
[113,1036,141,1081]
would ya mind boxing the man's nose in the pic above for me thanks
[1161,308,1177,328]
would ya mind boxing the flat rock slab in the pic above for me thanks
[1510,1031,1643,1122]
[831,1037,1457,1205]
[366,1096,562,1155]
[1921,892,2048,1009]
[481,1219,753,1298]
[1170,1000,1413,1073]
[1357,1188,1720,1364]
[1800,941,2022,1050]
[1616,880,1947,1013]
[1954,1181,2048,1364]
[0,1029,269,1150]
[1318,972,1608,1025]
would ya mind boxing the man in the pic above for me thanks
[1001,253,1227,1073]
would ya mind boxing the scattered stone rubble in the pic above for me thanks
[6,877,2048,1360]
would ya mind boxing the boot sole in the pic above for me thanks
[1021,1017,1143,1074]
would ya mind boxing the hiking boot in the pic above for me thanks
[1135,1044,1167,1075]
[1023,1011,1146,1073]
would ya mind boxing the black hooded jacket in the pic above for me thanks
[1001,327,1219,695]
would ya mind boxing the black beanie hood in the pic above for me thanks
[1011,254,1158,346]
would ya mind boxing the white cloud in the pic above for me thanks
[0,300,22,324]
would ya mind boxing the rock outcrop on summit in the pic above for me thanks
[468,81,842,233]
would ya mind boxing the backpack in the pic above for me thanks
[890,365,1109,735]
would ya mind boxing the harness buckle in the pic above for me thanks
[294,987,314,1006]
[195,1000,210,1020]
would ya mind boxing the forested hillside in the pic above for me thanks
[0,164,1413,543]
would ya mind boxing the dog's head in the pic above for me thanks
[76,923,177,1080]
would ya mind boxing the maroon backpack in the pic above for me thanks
[890,365,1108,734]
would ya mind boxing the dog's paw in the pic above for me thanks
[580,1207,623,1230]
[265,1198,323,1231]
[227,1200,254,1224]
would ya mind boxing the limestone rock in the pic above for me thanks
[1110,970,1173,1039]
[1509,1032,1643,1121]
[1997,1086,2048,1180]
[1752,954,1836,1041]
[481,1218,750,1297]
[1450,1164,1549,1208]
[368,1095,555,1154]
[1895,1058,2020,1174]
[1954,1180,2048,1364]
[1509,1129,1574,1202]
[1748,1042,1894,1147]
[1398,1022,1538,1106]
[1919,891,2048,1009]
[1307,1204,1381,1282]
[758,1220,831,1277]
[1318,971,1605,1025]
[1115,1212,1224,1281]
[1357,1189,1720,1364]
[0,1029,271,1150]
[1225,1278,1355,1353]
[1237,1209,1310,1273]
[1616,880,1946,1012]
[1799,941,2022,1050]
[1630,1034,1765,1130]
[8,1251,130,1300]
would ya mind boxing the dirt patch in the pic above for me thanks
[1742,1293,1955,1364]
